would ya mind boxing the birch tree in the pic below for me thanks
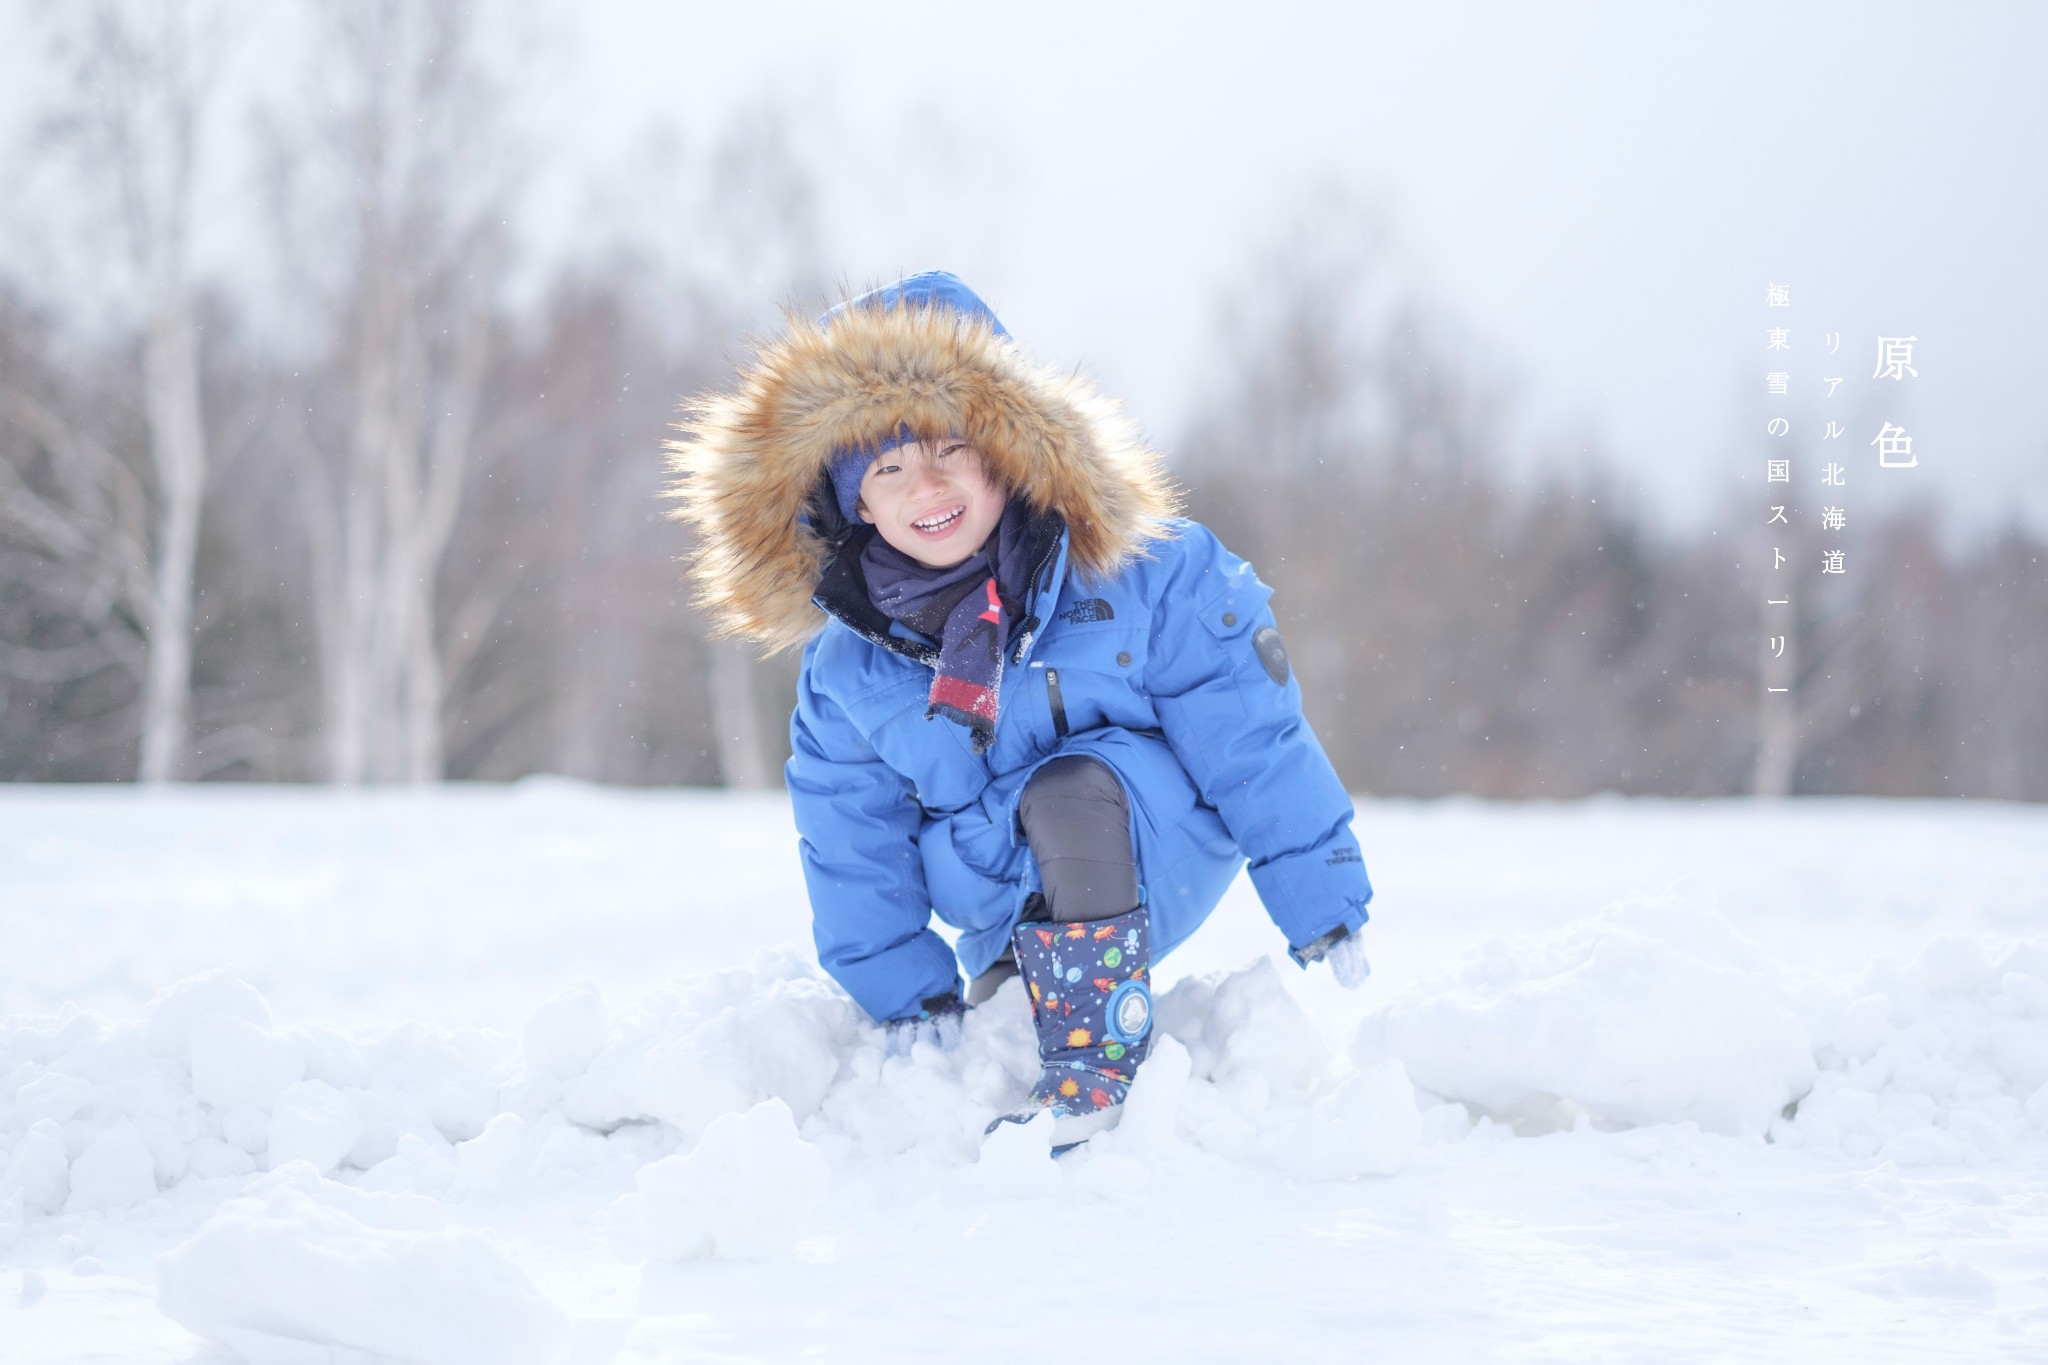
[25,0,227,781]
[620,109,822,789]
[266,0,506,783]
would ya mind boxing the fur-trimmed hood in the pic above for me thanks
[664,273,1182,653]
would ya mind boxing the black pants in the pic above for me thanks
[967,755,1138,1004]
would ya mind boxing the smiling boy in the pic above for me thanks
[856,438,1003,561]
[669,271,1374,1149]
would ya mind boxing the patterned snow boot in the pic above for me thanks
[986,903,1153,1152]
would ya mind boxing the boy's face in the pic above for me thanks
[857,439,1006,568]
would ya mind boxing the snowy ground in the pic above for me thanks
[4,783,2047,1363]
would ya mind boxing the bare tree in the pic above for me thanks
[22,0,229,781]
[1180,192,1768,799]
[616,109,825,789]
[14,80,2042,799]
[690,114,820,791]
[0,295,154,771]
[264,0,507,783]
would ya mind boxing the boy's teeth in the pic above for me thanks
[915,508,962,530]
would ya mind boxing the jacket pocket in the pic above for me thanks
[1194,565,1275,648]
[1193,566,1290,705]
[840,677,991,814]
[1030,624,1154,737]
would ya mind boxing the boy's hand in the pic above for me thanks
[1290,924,1372,990]
[884,992,967,1057]
[1323,932,1372,989]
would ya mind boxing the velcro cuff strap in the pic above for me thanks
[1288,923,1351,969]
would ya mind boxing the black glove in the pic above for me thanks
[1290,924,1373,989]
[884,991,968,1057]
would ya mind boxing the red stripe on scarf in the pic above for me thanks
[930,673,999,722]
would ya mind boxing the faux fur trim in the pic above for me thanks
[664,297,1183,653]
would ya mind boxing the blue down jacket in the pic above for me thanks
[666,269,1374,1025]
[787,515,1374,1024]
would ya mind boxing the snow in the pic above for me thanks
[1,784,2046,1361]
[4,1120,70,1218]
[190,1014,306,1111]
[61,1124,158,1216]
[974,1110,1062,1197]
[521,983,609,1081]
[620,1099,830,1262]
[1353,892,1819,1134]
[156,1164,570,1365]
[266,1081,364,1175]
[146,970,275,1058]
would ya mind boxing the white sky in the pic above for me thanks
[3,1,2042,544]
[539,0,2048,544]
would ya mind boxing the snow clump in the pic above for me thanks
[266,1079,364,1174]
[157,1162,570,1365]
[1150,959,1419,1174]
[522,980,609,1080]
[10,914,2048,1272]
[145,970,275,1058]
[62,1122,159,1215]
[621,1098,829,1261]
[1771,934,2048,1165]
[1351,893,1817,1134]
[563,952,855,1143]
[189,1014,306,1112]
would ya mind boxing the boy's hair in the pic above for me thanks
[825,423,915,523]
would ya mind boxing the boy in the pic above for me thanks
[668,272,1372,1147]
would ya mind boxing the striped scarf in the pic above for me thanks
[860,500,1032,755]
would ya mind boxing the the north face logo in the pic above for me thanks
[1058,598,1115,625]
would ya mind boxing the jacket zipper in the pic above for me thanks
[1045,667,1069,738]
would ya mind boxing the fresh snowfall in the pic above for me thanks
[3,783,2046,1363]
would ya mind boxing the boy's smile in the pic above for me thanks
[858,439,1005,568]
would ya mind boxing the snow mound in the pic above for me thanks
[1352,893,1818,1134]
[5,1118,72,1216]
[976,1112,1061,1197]
[563,952,857,1142]
[2,984,524,1232]
[157,1163,570,1365]
[267,1080,364,1175]
[9,909,2046,1269]
[191,1014,307,1111]
[1150,960,1419,1173]
[1267,1060,1422,1179]
[146,970,276,1057]
[1103,1033,1193,1157]
[621,1098,828,1261]
[521,981,608,1080]
[1158,956,1331,1099]
[1771,935,2048,1165]
[64,1121,159,1215]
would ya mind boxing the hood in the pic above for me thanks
[664,271,1182,653]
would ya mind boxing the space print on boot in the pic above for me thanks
[986,903,1153,1135]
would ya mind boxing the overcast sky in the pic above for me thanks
[538,0,2048,544]
[3,2,2041,545]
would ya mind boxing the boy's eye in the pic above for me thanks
[872,463,899,477]
[938,443,966,459]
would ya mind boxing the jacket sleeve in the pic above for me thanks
[785,633,963,1023]
[1143,522,1374,959]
